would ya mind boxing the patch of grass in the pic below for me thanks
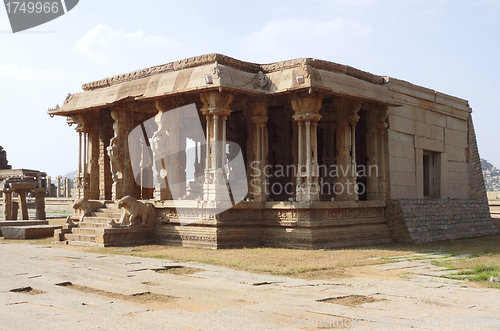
[431,260,458,270]
[463,265,500,281]
[444,263,500,288]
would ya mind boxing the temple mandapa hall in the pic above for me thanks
[48,54,498,248]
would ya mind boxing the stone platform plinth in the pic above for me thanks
[0,220,49,236]
[155,200,392,249]
[2,225,62,239]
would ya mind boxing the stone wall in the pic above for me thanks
[467,114,488,200]
[386,199,498,243]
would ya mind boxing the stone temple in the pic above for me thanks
[48,54,498,248]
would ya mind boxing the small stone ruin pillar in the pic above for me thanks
[46,176,51,196]
[34,188,46,220]
[56,175,62,198]
[17,189,29,220]
[2,189,13,220]
[65,177,71,197]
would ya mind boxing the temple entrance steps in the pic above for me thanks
[61,202,121,246]
[55,202,155,247]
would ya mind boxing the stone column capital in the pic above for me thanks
[336,99,362,124]
[249,100,268,117]
[291,95,322,122]
[200,91,234,116]
[155,99,182,113]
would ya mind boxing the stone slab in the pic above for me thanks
[0,220,48,236]
[2,225,62,239]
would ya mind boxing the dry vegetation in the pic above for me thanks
[82,235,500,283]
[4,234,500,288]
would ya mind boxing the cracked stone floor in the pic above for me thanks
[0,243,499,330]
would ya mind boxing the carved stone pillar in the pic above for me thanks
[109,108,135,200]
[366,105,389,200]
[291,95,322,202]
[2,190,12,220]
[249,101,269,202]
[87,116,100,200]
[319,106,337,199]
[73,115,90,200]
[200,91,234,202]
[178,130,187,199]
[18,189,29,220]
[99,110,113,200]
[151,100,181,201]
[34,188,46,220]
[335,98,362,201]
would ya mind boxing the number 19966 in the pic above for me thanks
[5,2,59,14]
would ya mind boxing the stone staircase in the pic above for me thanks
[56,202,155,247]
[65,202,121,245]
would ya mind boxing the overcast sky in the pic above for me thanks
[1,0,499,178]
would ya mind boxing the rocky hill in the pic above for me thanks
[482,158,500,191]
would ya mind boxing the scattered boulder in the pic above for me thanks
[489,276,500,283]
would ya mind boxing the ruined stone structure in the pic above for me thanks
[0,169,47,221]
[48,54,498,248]
[45,175,72,197]
[0,146,12,170]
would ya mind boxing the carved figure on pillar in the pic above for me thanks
[108,108,134,200]
[150,99,180,201]
[107,136,124,183]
